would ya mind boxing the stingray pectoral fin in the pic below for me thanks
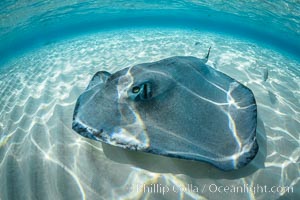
[86,71,111,90]
[226,82,258,169]
[73,70,111,137]
[72,56,259,171]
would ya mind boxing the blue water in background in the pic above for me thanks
[1,1,300,65]
[0,1,299,200]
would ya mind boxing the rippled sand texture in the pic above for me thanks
[0,29,299,200]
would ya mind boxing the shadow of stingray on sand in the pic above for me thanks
[102,116,267,180]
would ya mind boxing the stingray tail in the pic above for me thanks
[203,46,211,63]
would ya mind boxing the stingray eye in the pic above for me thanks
[132,86,140,93]
[128,82,152,101]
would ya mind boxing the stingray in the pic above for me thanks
[72,48,258,171]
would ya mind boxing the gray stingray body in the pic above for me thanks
[72,56,258,171]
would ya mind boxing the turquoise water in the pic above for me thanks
[0,1,299,200]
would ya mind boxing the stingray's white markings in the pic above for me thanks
[227,113,241,147]
[117,67,134,103]
[161,76,235,129]
[227,82,239,106]
[164,150,232,163]
[144,67,228,94]
[226,81,255,110]
[177,82,230,106]
[110,127,149,150]
[235,103,256,110]
[231,138,257,168]
[74,118,101,141]
[140,68,172,79]
[114,67,150,149]
[145,67,226,106]
[226,82,242,154]
[190,65,228,93]
[114,66,233,152]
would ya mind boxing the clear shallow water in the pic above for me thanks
[0,28,299,199]
[1,1,300,200]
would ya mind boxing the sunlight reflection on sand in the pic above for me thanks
[0,29,299,199]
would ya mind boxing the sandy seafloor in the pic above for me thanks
[0,28,299,200]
